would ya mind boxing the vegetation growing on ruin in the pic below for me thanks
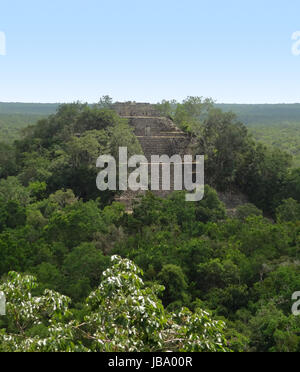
[1,98,300,352]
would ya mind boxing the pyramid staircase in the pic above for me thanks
[113,104,191,210]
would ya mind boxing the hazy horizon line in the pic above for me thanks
[1,100,300,106]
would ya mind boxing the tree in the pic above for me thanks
[44,200,106,248]
[174,97,214,134]
[198,109,254,190]
[62,243,109,302]
[239,144,292,213]
[155,99,178,119]
[0,143,16,179]
[0,272,73,352]
[0,256,230,352]
[236,203,263,221]
[0,177,31,206]
[98,95,113,109]
[0,200,26,232]
[276,198,300,223]
[249,301,300,352]
[194,186,226,222]
[284,168,300,202]
[157,264,189,307]
[14,103,141,203]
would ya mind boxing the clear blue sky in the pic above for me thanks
[0,0,300,103]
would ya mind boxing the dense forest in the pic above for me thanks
[2,102,300,167]
[1,98,300,352]
[220,104,300,167]
[0,103,59,143]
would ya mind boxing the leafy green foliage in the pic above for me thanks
[0,99,300,353]
[157,97,294,214]
[12,103,142,201]
[0,257,229,352]
[0,271,72,352]
[0,114,46,143]
[276,198,300,223]
[236,203,263,221]
[249,122,300,168]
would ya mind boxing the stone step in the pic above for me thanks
[126,117,185,137]
[112,104,191,211]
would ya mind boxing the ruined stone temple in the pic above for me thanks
[111,102,249,213]
[112,102,191,209]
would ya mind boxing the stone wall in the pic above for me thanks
[113,103,191,209]
[113,102,161,117]
[112,103,249,213]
